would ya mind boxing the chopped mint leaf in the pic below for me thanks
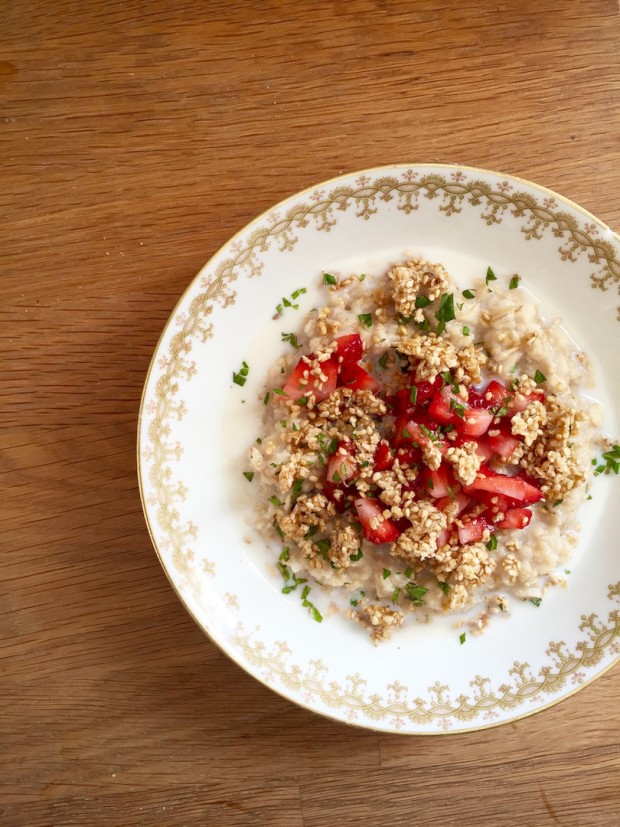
[358,313,373,327]
[534,370,547,384]
[486,535,497,551]
[462,289,475,299]
[415,296,432,308]
[409,385,418,405]
[269,495,283,507]
[281,332,302,348]
[462,326,470,336]
[486,266,497,284]
[529,598,542,607]
[243,471,254,482]
[382,568,391,579]
[509,275,520,289]
[459,632,466,644]
[323,272,337,285]
[438,581,450,596]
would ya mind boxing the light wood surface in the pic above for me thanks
[2,1,619,825]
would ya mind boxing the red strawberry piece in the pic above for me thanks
[394,444,424,468]
[455,407,494,438]
[421,464,452,499]
[497,507,532,530]
[282,353,339,401]
[413,376,442,406]
[335,333,363,364]
[339,361,380,393]
[322,481,348,514]
[436,491,470,520]
[450,434,494,462]
[465,466,543,504]
[458,516,490,545]
[472,490,513,523]
[436,527,450,549]
[374,441,394,471]
[326,441,358,484]
[354,497,401,544]
[467,388,487,408]
[509,389,545,415]
[481,380,511,410]
[397,418,447,454]
[485,425,522,459]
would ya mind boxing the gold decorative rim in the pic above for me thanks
[137,163,620,734]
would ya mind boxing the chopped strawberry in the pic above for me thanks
[497,507,532,530]
[413,376,442,406]
[354,497,401,544]
[465,466,543,505]
[472,490,513,523]
[436,491,470,520]
[339,361,380,393]
[455,407,494,437]
[394,444,423,468]
[374,441,394,471]
[509,389,545,415]
[485,428,521,459]
[322,481,348,514]
[335,333,363,364]
[396,417,447,454]
[458,516,490,545]
[282,353,339,401]
[467,388,487,408]
[421,464,452,499]
[436,527,451,548]
[326,441,358,484]
[428,386,464,425]
[481,380,511,411]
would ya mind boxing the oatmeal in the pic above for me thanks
[246,258,606,642]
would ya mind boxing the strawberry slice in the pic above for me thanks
[455,407,494,437]
[396,417,447,454]
[485,426,521,459]
[465,466,543,504]
[394,444,423,468]
[497,507,532,529]
[458,516,490,545]
[481,380,511,411]
[322,481,348,514]
[436,491,470,520]
[326,441,358,484]
[428,386,462,425]
[509,389,545,415]
[413,376,442,406]
[374,441,394,471]
[339,361,380,393]
[472,490,513,523]
[335,333,363,364]
[282,353,339,401]
[421,464,452,498]
[354,497,401,544]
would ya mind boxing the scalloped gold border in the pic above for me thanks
[138,163,620,734]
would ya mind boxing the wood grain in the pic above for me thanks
[1,1,619,824]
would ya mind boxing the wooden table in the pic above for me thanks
[2,2,619,824]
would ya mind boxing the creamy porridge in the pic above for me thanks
[246,259,607,642]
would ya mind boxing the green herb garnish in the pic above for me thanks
[486,535,497,551]
[405,583,428,606]
[462,289,475,299]
[323,272,337,285]
[552,498,563,508]
[404,566,413,578]
[593,445,620,475]
[290,479,303,505]
[350,549,364,562]
[281,332,302,349]
[409,385,418,406]
[486,266,497,285]
[509,275,520,289]
[529,598,542,607]
[459,632,466,645]
[415,296,432,308]
[382,569,391,580]
[392,587,401,604]
[232,360,249,386]
[269,495,283,507]
[263,392,271,405]
[358,313,373,328]
[534,370,547,384]
[438,581,450,596]
[462,326,470,336]
[378,352,389,369]
[359,273,366,282]
[434,293,455,334]
[243,471,254,482]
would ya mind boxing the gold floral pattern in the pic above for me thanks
[139,165,620,732]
